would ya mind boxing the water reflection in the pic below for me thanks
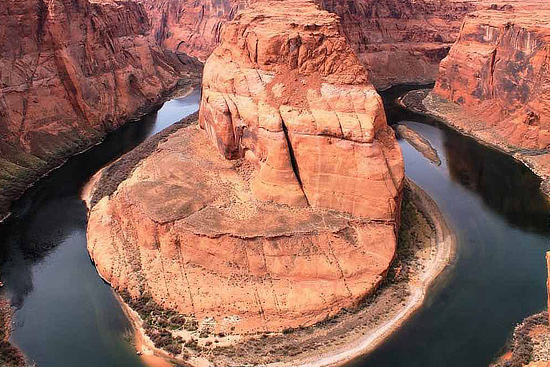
[443,134,549,233]
[353,85,550,367]
[0,88,200,367]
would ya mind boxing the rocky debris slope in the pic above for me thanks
[87,0,403,338]
[0,0,200,220]
[139,0,475,89]
[424,3,550,194]
[0,299,25,367]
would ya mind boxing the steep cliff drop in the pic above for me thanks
[316,0,475,89]
[138,0,249,61]
[139,0,475,89]
[422,4,550,196]
[87,0,406,364]
[0,0,201,221]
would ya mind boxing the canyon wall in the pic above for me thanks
[199,0,404,218]
[429,4,550,193]
[317,0,475,89]
[138,0,248,61]
[433,6,550,152]
[140,0,474,89]
[87,0,403,337]
[0,0,200,219]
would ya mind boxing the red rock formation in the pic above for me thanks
[433,5,550,152]
[87,0,403,336]
[138,0,249,61]
[139,0,475,89]
[199,0,404,218]
[317,0,475,89]
[0,0,200,219]
[428,3,550,193]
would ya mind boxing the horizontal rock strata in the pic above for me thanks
[140,0,476,89]
[0,0,200,219]
[88,0,404,336]
[88,124,398,334]
[434,5,550,152]
[199,0,404,218]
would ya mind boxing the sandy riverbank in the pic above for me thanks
[398,89,550,199]
[109,178,455,367]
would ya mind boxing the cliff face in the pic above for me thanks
[87,0,403,337]
[317,0,475,89]
[199,0,404,218]
[138,0,249,61]
[433,6,550,152]
[0,0,199,219]
[139,0,474,89]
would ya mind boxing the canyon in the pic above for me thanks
[88,0,403,336]
[0,0,200,221]
[0,0,549,366]
[138,0,476,89]
[425,2,550,194]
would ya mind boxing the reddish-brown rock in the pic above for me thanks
[139,0,475,89]
[433,5,550,152]
[317,0,475,89]
[138,0,248,61]
[428,3,550,195]
[87,0,403,336]
[199,0,404,218]
[0,0,199,219]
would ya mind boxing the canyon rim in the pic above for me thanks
[0,0,549,367]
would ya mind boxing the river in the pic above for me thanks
[0,88,201,367]
[0,85,548,367]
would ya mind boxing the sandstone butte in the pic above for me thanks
[138,0,476,89]
[429,3,550,191]
[0,0,200,220]
[87,0,404,335]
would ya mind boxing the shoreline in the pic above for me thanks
[398,89,550,199]
[0,80,200,225]
[112,178,455,367]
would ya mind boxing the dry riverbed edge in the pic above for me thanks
[398,89,550,199]
[83,112,455,367]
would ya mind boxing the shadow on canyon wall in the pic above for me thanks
[382,85,550,235]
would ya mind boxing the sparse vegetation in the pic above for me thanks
[495,312,549,367]
[90,112,199,208]
[0,299,26,367]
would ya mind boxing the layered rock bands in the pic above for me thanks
[0,0,200,219]
[88,0,404,335]
[429,3,550,192]
[140,0,475,89]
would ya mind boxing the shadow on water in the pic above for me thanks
[0,83,548,367]
[384,85,550,234]
[347,85,550,367]
[0,88,200,367]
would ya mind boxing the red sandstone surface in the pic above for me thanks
[434,3,550,152]
[199,0,404,218]
[139,0,475,89]
[0,0,199,219]
[425,2,550,195]
[138,0,248,61]
[318,0,475,89]
[87,0,403,335]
